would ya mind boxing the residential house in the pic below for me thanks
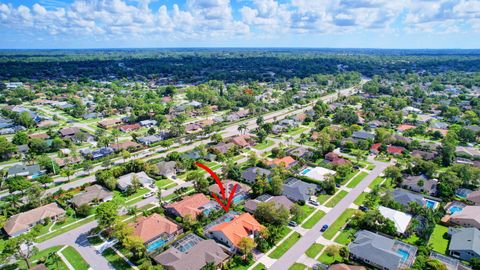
[282,177,318,202]
[90,147,114,160]
[467,190,480,205]
[58,127,80,138]
[241,167,271,184]
[370,143,381,154]
[129,213,181,245]
[7,164,44,179]
[165,193,212,219]
[209,180,251,204]
[3,203,66,237]
[244,194,293,213]
[286,146,312,159]
[71,184,113,208]
[267,156,297,169]
[387,145,406,155]
[272,124,285,134]
[211,142,235,154]
[397,124,416,133]
[299,166,336,182]
[456,146,480,159]
[139,120,157,127]
[431,122,449,130]
[152,234,229,270]
[279,119,298,128]
[230,135,254,148]
[448,227,480,262]
[348,230,417,270]
[98,118,122,128]
[450,206,480,229]
[392,189,426,207]
[185,123,202,133]
[352,131,375,140]
[137,134,164,145]
[54,156,82,167]
[155,161,177,178]
[29,133,50,139]
[118,123,141,132]
[207,213,265,252]
[411,150,437,160]
[368,120,384,129]
[401,175,438,195]
[117,172,154,192]
[390,134,412,145]
[111,141,142,152]
[378,206,413,235]
[328,264,366,270]
[37,120,58,128]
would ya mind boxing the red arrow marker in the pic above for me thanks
[195,162,237,213]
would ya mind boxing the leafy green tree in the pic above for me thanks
[0,137,17,159]
[95,201,119,231]
[3,231,39,269]
[254,201,289,226]
[270,174,284,195]
[12,131,29,145]
[5,176,32,195]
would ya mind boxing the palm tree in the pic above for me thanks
[111,129,121,145]
[238,123,247,134]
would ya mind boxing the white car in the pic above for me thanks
[143,192,155,198]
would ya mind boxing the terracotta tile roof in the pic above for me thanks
[328,264,366,270]
[387,145,405,154]
[111,141,142,151]
[370,143,382,152]
[209,213,265,248]
[98,118,122,128]
[118,123,141,132]
[397,124,416,132]
[231,135,252,147]
[268,156,296,167]
[165,193,211,218]
[28,133,50,139]
[129,213,181,243]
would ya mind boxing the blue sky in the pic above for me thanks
[1,0,479,49]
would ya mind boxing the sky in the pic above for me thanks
[0,0,480,49]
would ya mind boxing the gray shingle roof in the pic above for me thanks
[241,167,271,183]
[449,228,480,257]
[282,177,317,202]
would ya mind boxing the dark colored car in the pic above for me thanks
[359,205,369,211]
[288,221,298,227]
[320,224,329,232]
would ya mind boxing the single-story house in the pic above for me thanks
[117,172,154,192]
[299,166,336,182]
[137,134,164,145]
[129,213,181,245]
[4,203,66,237]
[348,230,417,270]
[155,161,177,178]
[152,234,229,270]
[448,227,480,262]
[209,180,251,204]
[29,133,50,140]
[230,135,254,148]
[411,150,437,160]
[211,142,235,154]
[467,190,480,205]
[111,141,142,152]
[165,193,212,219]
[7,164,44,179]
[392,189,425,207]
[286,146,312,159]
[241,167,271,184]
[71,184,113,208]
[267,156,297,169]
[118,123,141,133]
[370,143,381,154]
[98,118,122,128]
[456,146,480,158]
[378,206,413,235]
[244,194,293,213]
[58,127,81,138]
[54,156,83,167]
[352,131,375,140]
[91,147,114,159]
[139,120,157,127]
[387,145,405,155]
[397,124,416,132]
[401,175,438,196]
[328,264,366,270]
[450,206,480,229]
[282,177,318,202]
[207,212,265,252]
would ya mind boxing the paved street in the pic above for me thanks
[269,157,392,270]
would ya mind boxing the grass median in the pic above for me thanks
[325,190,348,208]
[269,232,302,259]
[301,210,325,229]
[323,208,359,240]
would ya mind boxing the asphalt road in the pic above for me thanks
[269,157,392,270]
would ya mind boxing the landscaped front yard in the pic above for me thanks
[429,225,450,254]
[325,190,348,208]
[60,246,90,270]
[316,194,332,205]
[253,139,275,150]
[353,192,368,206]
[346,171,368,188]
[296,205,315,224]
[289,263,308,270]
[102,248,132,270]
[269,232,302,259]
[323,209,359,240]
[301,210,326,229]
[305,243,324,259]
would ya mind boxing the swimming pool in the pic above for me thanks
[397,249,410,263]
[232,194,246,204]
[449,206,464,214]
[147,238,167,252]
[300,168,311,175]
[425,200,437,209]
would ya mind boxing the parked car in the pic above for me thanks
[309,200,320,206]
[359,205,369,211]
[320,224,329,232]
[335,183,341,188]
[143,192,155,198]
[288,221,298,227]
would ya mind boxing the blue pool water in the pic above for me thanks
[425,200,437,209]
[233,194,246,204]
[147,238,167,252]
[449,206,464,214]
[397,249,409,263]
[301,168,311,175]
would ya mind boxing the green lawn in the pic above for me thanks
[102,248,132,270]
[252,263,267,270]
[36,216,96,242]
[318,251,344,264]
[369,177,384,189]
[353,192,368,206]
[289,263,308,270]
[316,194,332,205]
[286,126,309,136]
[325,190,348,208]
[305,243,324,259]
[404,234,420,245]
[156,179,175,189]
[253,140,275,150]
[269,232,302,259]
[15,246,69,270]
[334,228,357,245]
[302,210,326,229]
[296,205,315,224]
[346,171,368,188]
[323,209,358,240]
[339,170,358,185]
[60,246,90,270]
[428,225,450,254]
